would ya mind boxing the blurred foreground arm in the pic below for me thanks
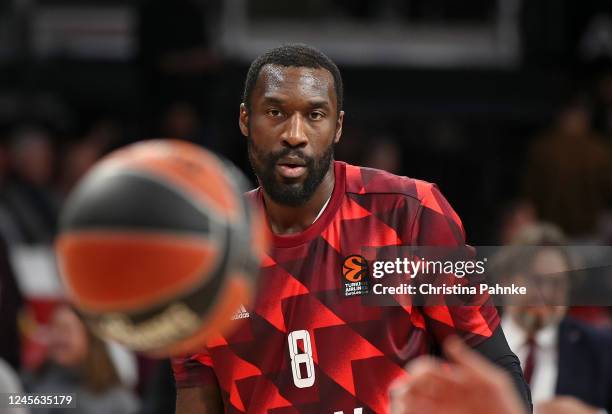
[390,336,527,414]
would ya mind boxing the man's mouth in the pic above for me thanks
[276,156,307,179]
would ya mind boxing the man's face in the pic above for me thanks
[507,248,569,333]
[240,64,344,206]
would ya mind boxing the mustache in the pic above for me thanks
[267,148,313,166]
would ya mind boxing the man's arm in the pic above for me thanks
[473,325,532,413]
[409,183,531,410]
[176,385,223,414]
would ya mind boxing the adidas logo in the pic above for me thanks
[230,304,250,320]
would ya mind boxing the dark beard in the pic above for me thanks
[247,138,334,207]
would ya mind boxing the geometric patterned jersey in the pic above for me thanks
[172,161,500,414]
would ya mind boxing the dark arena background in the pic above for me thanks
[0,1,611,413]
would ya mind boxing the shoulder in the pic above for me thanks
[343,162,438,203]
[342,163,464,242]
[560,317,612,352]
[342,162,458,224]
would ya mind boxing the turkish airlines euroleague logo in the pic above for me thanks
[342,255,370,296]
[343,255,368,282]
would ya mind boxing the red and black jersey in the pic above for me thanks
[172,161,500,414]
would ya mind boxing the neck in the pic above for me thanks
[262,164,335,235]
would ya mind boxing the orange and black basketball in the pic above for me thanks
[55,139,267,357]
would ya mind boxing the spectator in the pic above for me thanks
[3,127,59,244]
[522,98,612,238]
[497,200,537,245]
[23,305,140,414]
[494,223,612,413]
[57,120,118,196]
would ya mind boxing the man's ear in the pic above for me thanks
[334,110,344,144]
[239,103,249,137]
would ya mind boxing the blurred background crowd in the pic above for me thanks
[0,0,612,413]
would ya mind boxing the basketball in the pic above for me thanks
[55,139,266,357]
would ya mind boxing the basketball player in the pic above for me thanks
[173,44,531,413]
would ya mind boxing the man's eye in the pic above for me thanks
[267,109,282,117]
[310,111,325,120]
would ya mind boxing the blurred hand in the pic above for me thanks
[389,336,526,414]
[535,396,600,414]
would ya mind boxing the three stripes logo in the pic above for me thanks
[230,304,250,320]
[342,255,370,297]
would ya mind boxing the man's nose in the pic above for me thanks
[282,113,308,147]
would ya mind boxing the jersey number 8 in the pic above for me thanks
[288,330,316,388]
